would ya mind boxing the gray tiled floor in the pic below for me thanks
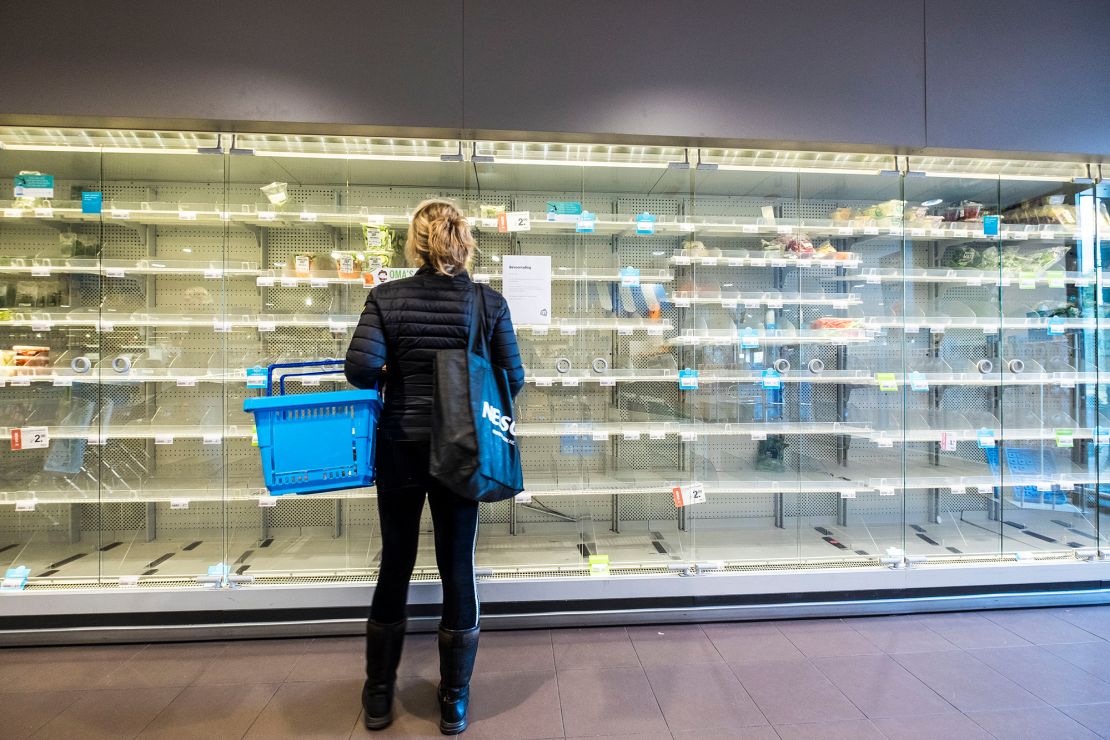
[5,605,1110,738]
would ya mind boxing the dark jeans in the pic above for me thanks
[370,439,480,630]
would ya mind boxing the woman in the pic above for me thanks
[345,199,525,734]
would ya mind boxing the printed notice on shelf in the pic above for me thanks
[501,255,551,325]
[14,173,54,199]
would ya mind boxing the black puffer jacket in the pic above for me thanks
[345,265,525,440]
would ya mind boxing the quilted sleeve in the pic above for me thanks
[491,297,525,398]
[345,291,387,389]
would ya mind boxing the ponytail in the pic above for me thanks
[405,199,475,276]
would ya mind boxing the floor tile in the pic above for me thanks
[557,665,668,738]
[911,613,1032,649]
[466,670,563,739]
[843,616,960,654]
[983,608,1104,645]
[811,654,953,718]
[1047,640,1110,683]
[397,632,440,679]
[100,642,227,688]
[192,638,310,685]
[138,682,279,739]
[551,625,629,644]
[1058,702,1110,737]
[966,706,1100,740]
[1053,605,1110,640]
[871,712,993,740]
[0,644,143,693]
[244,678,362,739]
[777,621,884,658]
[729,659,863,725]
[351,676,442,739]
[287,640,364,682]
[32,687,183,740]
[673,728,779,739]
[553,627,640,670]
[627,624,723,666]
[893,650,1044,713]
[701,622,805,663]
[0,689,83,739]
[474,629,554,674]
[967,645,1110,705]
[644,662,767,731]
[773,718,885,740]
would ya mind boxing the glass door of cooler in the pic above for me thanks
[467,142,688,575]
[95,143,230,583]
[1087,183,1109,551]
[0,140,106,587]
[993,177,1097,556]
[899,172,1004,559]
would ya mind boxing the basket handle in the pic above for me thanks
[267,359,345,396]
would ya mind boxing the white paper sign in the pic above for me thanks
[501,255,552,326]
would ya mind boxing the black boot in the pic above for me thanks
[363,618,406,730]
[437,624,479,735]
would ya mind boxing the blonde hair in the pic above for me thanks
[404,199,475,276]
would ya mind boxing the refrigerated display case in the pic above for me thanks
[2,127,1109,636]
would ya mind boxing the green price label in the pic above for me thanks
[1055,429,1074,448]
[876,372,898,391]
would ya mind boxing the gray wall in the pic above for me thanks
[0,1,1107,156]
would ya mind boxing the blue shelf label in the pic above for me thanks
[546,201,582,222]
[81,191,103,214]
[678,368,699,390]
[761,368,781,389]
[2,566,30,591]
[1047,317,1065,335]
[741,327,759,349]
[976,428,996,448]
[576,211,597,233]
[14,173,53,199]
[909,371,929,391]
[619,266,640,286]
[983,215,1000,236]
[246,366,267,389]
[635,212,656,235]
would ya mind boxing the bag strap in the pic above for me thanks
[467,282,490,358]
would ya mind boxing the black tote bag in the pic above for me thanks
[429,283,524,502]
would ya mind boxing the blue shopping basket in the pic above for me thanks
[243,360,381,495]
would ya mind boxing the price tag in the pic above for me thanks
[940,431,958,451]
[591,431,608,441]
[535,378,553,387]
[678,368,699,390]
[863,226,880,235]
[588,554,610,576]
[600,377,617,387]
[750,431,767,440]
[722,298,739,309]
[741,328,760,348]
[865,273,882,284]
[619,267,640,286]
[562,378,580,387]
[560,326,578,336]
[877,437,894,448]
[52,377,73,387]
[257,320,276,333]
[31,265,50,277]
[176,375,197,388]
[837,226,853,236]
[310,278,329,289]
[531,326,548,336]
[930,228,945,237]
[328,320,348,334]
[497,211,531,233]
[761,368,781,389]
[170,498,190,509]
[674,297,691,308]
[776,225,793,234]
[280,278,300,288]
[202,267,222,279]
[258,211,277,221]
[966,275,983,287]
[34,207,54,218]
[766,299,784,309]
[879,487,895,496]
[909,371,929,391]
[108,208,130,220]
[155,434,174,445]
[983,325,998,335]
[86,434,106,446]
[1055,428,1075,448]
[105,267,126,278]
[258,495,277,507]
[840,491,857,499]
[1048,317,1066,335]
[301,377,321,386]
[910,229,925,237]
[1012,231,1029,240]
[299,211,318,222]
[650,429,666,440]
[15,499,35,512]
[1096,426,1110,445]
[29,319,52,332]
[672,483,706,507]
[905,325,920,334]
[673,255,692,266]
[742,224,759,234]
[10,426,49,450]
[1047,272,1066,288]
[647,326,665,336]
[575,212,597,233]
[622,431,641,441]
[116,575,139,587]
[702,257,718,267]
[681,431,698,442]
[2,208,22,218]
[876,372,898,391]
[213,320,232,333]
[179,210,198,221]
[976,428,996,448]
[635,213,656,234]
[728,258,745,267]
[1019,273,1036,289]
[203,433,222,445]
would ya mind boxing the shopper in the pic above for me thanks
[345,199,525,734]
